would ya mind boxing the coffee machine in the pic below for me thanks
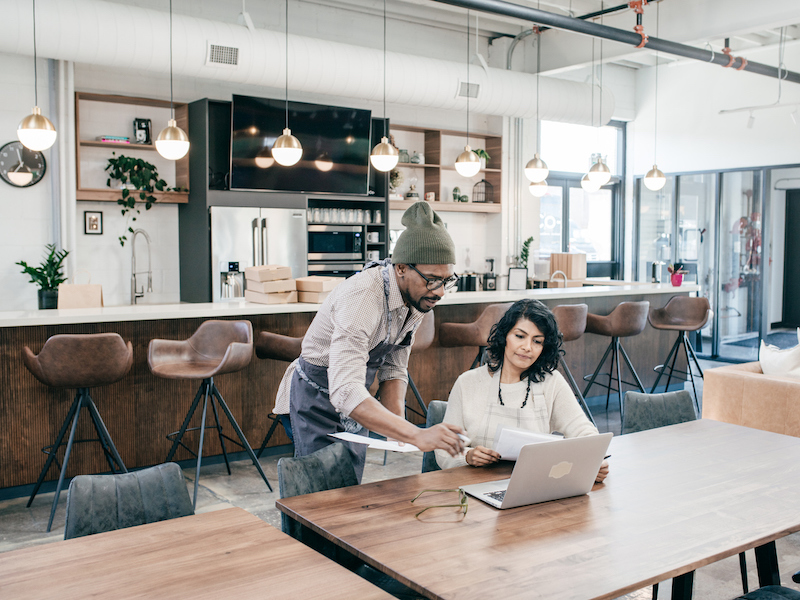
[483,259,497,291]
[219,261,244,300]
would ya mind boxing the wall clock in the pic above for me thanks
[0,141,47,188]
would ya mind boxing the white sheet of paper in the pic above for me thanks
[328,432,420,453]
[493,425,564,460]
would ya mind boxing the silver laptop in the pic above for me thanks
[461,433,613,509]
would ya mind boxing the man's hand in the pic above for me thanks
[595,460,610,484]
[465,446,501,467]
[412,423,465,456]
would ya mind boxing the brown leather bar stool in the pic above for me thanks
[254,331,303,458]
[148,319,271,508]
[406,311,435,419]
[551,304,596,427]
[582,301,650,418]
[23,333,133,532]
[439,303,513,369]
[648,296,711,411]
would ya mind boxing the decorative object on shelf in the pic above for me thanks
[406,184,419,200]
[370,0,399,173]
[105,153,167,246]
[272,0,302,166]
[473,148,490,170]
[459,194,469,202]
[425,191,435,202]
[668,263,688,287]
[16,243,69,309]
[17,0,57,152]
[389,168,404,191]
[643,3,666,192]
[133,118,152,145]
[520,236,534,270]
[155,0,190,161]
[410,151,421,164]
[472,179,493,203]
[0,141,46,187]
[508,267,528,291]
[454,11,481,178]
[452,186,461,202]
[398,149,410,163]
[84,211,103,235]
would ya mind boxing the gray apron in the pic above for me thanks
[289,263,414,482]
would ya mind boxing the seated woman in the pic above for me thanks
[435,299,609,483]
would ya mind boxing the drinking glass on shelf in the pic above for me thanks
[313,208,321,223]
[374,210,382,224]
[364,210,372,224]
[347,209,355,223]
[356,209,364,223]
[323,208,331,222]
[339,208,347,223]
[307,208,314,223]
[329,208,339,223]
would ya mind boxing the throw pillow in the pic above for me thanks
[759,329,800,378]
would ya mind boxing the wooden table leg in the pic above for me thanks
[672,571,695,600]
[755,541,781,587]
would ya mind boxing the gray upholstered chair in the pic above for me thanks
[620,390,698,435]
[421,400,448,473]
[737,578,800,599]
[64,462,193,540]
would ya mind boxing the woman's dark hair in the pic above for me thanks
[485,299,563,382]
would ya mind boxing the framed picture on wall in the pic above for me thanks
[508,267,528,291]
[84,211,103,235]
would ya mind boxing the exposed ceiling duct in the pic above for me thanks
[0,0,614,124]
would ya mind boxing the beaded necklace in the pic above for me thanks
[497,363,532,408]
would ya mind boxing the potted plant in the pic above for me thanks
[105,153,167,246]
[16,244,69,309]
[474,148,491,170]
[520,236,534,288]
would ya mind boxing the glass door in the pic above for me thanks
[636,177,675,283]
[676,174,716,357]
[716,170,763,361]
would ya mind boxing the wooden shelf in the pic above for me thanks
[76,189,189,203]
[390,200,501,213]
[79,141,156,151]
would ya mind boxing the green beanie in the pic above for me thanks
[392,201,456,265]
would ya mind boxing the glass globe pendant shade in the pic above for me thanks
[588,157,611,185]
[643,164,667,191]
[529,180,548,197]
[524,153,549,183]
[272,128,303,166]
[581,173,602,193]
[18,106,57,151]
[454,145,481,177]
[155,118,190,160]
[370,137,399,172]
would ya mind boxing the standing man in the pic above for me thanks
[275,201,465,481]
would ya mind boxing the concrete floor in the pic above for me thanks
[2,362,800,599]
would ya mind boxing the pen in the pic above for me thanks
[604,455,611,460]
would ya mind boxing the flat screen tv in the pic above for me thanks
[230,95,372,195]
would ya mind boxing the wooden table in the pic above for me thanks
[0,507,392,599]
[278,420,800,600]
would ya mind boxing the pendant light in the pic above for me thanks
[529,180,548,197]
[524,17,548,184]
[17,0,57,152]
[587,25,610,187]
[272,0,302,167]
[588,156,611,185]
[643,2,666,191]
[580,173,601,193]
[370,0,399,173]
[454,10,481,178]
[155,0,190,160]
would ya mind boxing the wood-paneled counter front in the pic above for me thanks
[0,284,697,490]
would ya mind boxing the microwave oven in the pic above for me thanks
[307,262,364,278]
[308,225,364,261]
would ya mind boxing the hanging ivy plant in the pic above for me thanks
[105,153,167,246]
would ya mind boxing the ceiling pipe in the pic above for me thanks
[431,0,800,85]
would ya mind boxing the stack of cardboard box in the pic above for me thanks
[244,265,297,304]
[295,276,342,303]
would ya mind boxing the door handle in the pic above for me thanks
[261,218,268,265]
[252,218,259,266]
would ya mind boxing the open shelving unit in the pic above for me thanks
[75,92,189,204]
[389,124,501,213]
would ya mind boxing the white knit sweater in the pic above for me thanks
[435,365,598,469]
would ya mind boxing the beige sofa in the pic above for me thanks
[702,361,800,437]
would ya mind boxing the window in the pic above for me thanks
[540,121,621,176]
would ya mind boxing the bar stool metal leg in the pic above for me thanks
[257,414,283,459]
[166,382,206,463]
[192,383,211,508]
[85,394,127,475]
[560,359,596,427]
[209,395,232,475]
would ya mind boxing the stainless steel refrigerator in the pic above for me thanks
[210,206,307,302]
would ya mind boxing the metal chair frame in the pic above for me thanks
[650,330,705,413]
[27,388,127,532]
[582,337,646,419]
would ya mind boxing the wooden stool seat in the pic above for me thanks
[552,304,595,427]
[438,303,513,369]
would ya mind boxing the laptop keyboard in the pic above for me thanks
[486,490,506,502]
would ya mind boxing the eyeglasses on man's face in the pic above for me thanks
[411,488,468,518]
[407,264,459,291]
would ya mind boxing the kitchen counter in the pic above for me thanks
[0,282,697,328]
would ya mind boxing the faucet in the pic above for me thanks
[131,229,153,304]
[550,270,568,287]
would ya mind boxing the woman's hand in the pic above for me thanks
[595,460,609,484]
[465,445,501,467]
